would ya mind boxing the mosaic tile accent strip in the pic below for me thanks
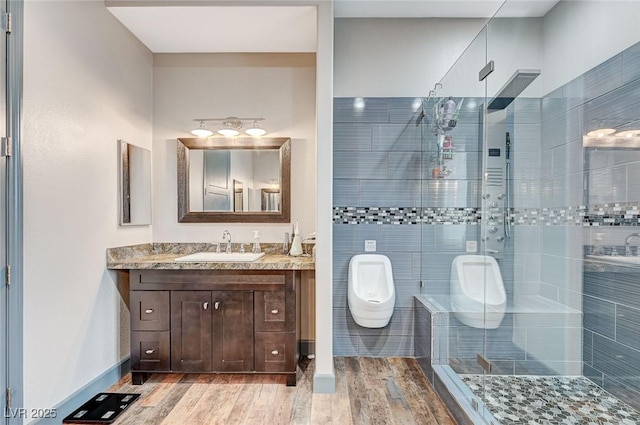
[461,374,640,425]
[332,206,480,224]
[333,202,640,226]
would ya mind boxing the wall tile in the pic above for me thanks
[616,304,640,351]
[388,152,422,180]
[446,123,482,152]
[583,294,616,339]
[626,161,640,202]
[588,166,627,204]
[360,179,421,206]
[333,223,356,251]
[513,180,540,209]
[334,97,389,123]
[423,152,481,180]
[564,53,623,110]
[372,123,422,152]
[602,374,640,412]
[333,123,373,151]
[584,271,640,307]
[513,123,541,153]
[334,151,388,180]
[514,150,541,180]
[333,179,360,206]
[434,225,479,253]
[378,225,422,252]
[582,79,640,131]
[583,329,594,366]
[541,107,581,151]
[425,180,480,208]
[512,98,541,124]
[584,364,603,386]
[541,86,566,122]
[622,41,640,85]
[593,333,640,389]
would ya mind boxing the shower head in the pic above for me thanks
[488,69,541,110]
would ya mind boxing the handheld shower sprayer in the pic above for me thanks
[504,132,512,239]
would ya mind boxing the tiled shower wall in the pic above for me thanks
[577,41,640,409]
[332,97,486,356]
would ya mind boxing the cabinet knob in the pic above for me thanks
[271,350,279,355]
[271,309,279,315]
[145,349,155,355]
[214,301,220,310]
[203,302,209,310]
[144,309,154,314]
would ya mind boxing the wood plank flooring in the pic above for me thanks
[68,357,455,425]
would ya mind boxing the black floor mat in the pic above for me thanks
[63,393,140,424]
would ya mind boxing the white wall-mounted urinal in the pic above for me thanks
[348,254,396,328]
[450,254,506,329]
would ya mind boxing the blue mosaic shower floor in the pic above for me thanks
[460,374,640,424]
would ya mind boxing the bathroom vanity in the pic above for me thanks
[107,243,314,386]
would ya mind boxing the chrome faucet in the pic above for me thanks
[222,230,232,253]
[625,233,640,256]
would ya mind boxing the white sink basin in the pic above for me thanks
[587,255,640,266]
[174,252,266,262]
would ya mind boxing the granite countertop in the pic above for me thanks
[107,243,315,271]
[584,255,640,273]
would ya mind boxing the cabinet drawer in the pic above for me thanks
[254,332,296,373]
[131,291,170,331]
[131,331,170,371]
[254,291,295,332]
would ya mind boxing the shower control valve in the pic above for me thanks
[488,226,499,234]
[482,236,490,242]
[496,236,505,243]
[498,193,506,200]
[490,201,499,208]
[482,193,491,200]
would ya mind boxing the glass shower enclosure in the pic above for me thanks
[416,1,640,423]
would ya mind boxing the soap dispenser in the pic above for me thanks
[289,221,303,256]
[252,230,262,254]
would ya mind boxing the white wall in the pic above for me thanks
[152,53,317,243]
[23,0,153,420]
[334,18,487,97]
[542,0,640,94]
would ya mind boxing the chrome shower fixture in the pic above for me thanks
[488,69,541,110]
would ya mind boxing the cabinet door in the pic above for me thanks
[171,291,212,372]
[131,331,170,371]
[254,290,295,332]
[212,291,254,371]
[131,291,169,331]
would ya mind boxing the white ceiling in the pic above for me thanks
[107,1,559,53]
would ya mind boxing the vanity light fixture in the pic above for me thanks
[190,117,267,138]
[245,120,267,137]
[614,129,640,139]
[586,128,616,138]
[191,121,214,138]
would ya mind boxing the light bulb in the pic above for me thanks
[218,128,239,137]
[191,121,213,138]
[586,128,615,138]
[245,121,266,137]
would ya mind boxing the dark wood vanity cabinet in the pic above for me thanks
[128,270,299,385]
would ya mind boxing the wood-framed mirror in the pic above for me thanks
[177,137,291,223]
[118,140,152,226]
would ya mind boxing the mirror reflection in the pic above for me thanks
[188,149,281,212]
[177,137,291,223]
[118,140,152,226]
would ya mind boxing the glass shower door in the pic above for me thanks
[420,24,495,422]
